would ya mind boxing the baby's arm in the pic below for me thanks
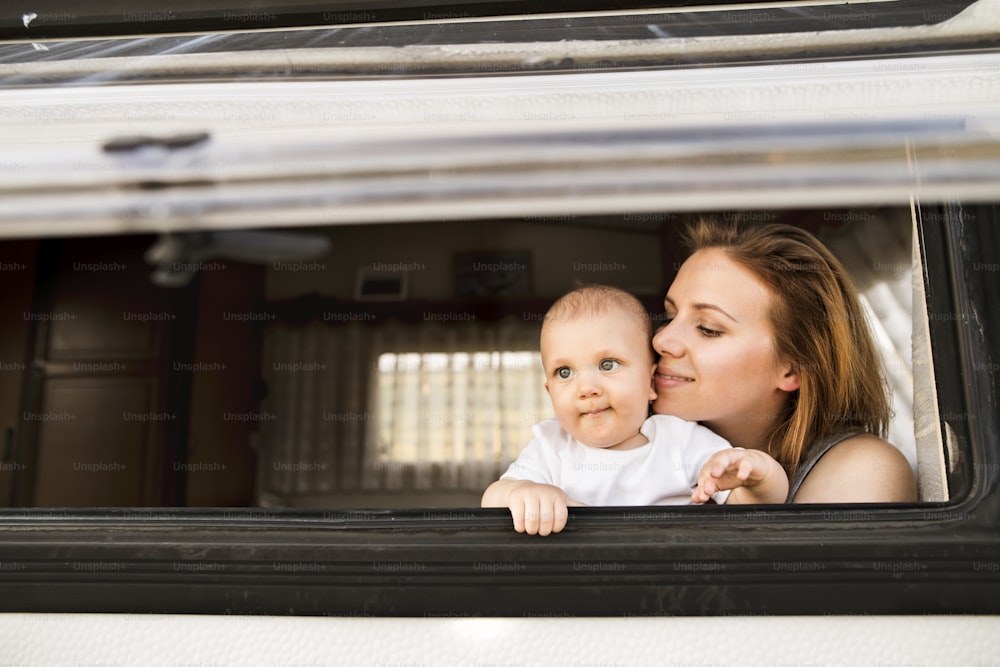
[481,478,585,536]
[692,448,789,505]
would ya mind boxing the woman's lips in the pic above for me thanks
[655,370,694,388]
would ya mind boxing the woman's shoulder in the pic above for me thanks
[791,434,917,503]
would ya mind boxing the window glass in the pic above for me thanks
[0,209,955,509]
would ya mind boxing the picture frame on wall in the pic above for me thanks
[354,268,409,301]
[454,251,532,298]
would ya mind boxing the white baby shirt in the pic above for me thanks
[501,414,732,505]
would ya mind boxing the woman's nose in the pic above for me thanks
[652,321,684,358]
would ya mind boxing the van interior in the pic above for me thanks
[0,206,937,509]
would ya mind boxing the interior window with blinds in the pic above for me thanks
[258,318,552,507]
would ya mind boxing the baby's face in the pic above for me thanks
[540,310,656,451]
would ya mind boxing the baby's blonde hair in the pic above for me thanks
[542,284,653,361]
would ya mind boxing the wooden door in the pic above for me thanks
[16,235,195,507]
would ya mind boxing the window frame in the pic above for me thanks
[0,0,980,40]
[0,206,998,616]
[2,2,1000,617]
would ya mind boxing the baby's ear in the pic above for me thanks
[647,363,657,401]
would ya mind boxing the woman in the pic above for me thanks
[653,217,916,503]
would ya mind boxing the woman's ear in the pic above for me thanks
[778,361,801,392]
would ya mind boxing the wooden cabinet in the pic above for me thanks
[14,236,193,507]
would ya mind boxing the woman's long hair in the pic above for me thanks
[680,217,891,472]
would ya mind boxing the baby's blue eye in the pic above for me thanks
[599,359,620,371]
[556,367,573,379]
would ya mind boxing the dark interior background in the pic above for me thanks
[0,210,857,508]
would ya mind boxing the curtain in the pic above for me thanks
[258,316,551,503]
[819,209,919,480]
[261,321,372,498]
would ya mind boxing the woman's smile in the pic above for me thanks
[654,368,694,388]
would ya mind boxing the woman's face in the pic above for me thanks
[651,248,799,445]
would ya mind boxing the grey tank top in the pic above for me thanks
[786,430,866,503]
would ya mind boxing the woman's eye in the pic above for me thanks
[556,367,573,379]
[698,326,722,338]
[599,359,620,371]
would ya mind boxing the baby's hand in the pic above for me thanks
[503,480,586,536]
[692,448,788,504]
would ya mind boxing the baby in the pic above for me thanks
[481,285,788,535]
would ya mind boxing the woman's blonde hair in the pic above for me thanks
[680,217,890,471]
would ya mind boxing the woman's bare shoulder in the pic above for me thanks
[793,434,917,504]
